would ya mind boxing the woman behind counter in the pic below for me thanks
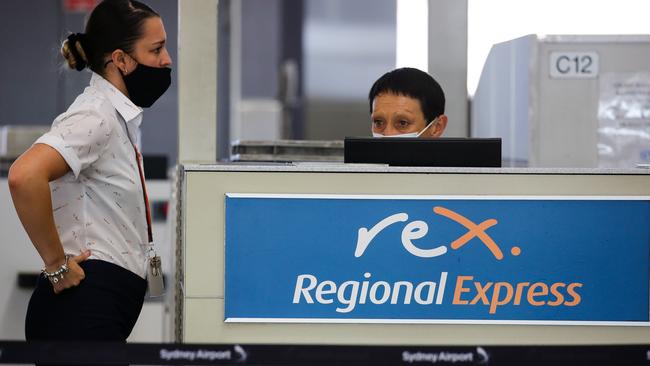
[8,0,171,343]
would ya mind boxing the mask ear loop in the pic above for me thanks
[416,117,439,137]
[103,53,131,74]
[103,59,126,75]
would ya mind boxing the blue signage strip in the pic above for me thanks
[224,195,650,325]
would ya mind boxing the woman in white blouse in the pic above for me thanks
[8,0,171,344]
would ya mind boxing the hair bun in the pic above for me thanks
[61,33,88,71]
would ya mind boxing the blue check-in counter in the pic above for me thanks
[174,164,650,345]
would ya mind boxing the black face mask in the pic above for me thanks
[122,63,171,108]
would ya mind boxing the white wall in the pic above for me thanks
[0,180,40,339]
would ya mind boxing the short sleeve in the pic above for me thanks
[34,110,113,179]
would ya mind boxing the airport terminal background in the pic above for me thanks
[2,0,650,364]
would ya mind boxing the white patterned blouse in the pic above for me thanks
[34,72,150,278]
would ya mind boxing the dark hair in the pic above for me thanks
[368,67,445,121]
[61,0,159,74]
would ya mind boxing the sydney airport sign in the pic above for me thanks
[224,194,650,325]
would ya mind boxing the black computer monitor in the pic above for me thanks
[344,137,502,167]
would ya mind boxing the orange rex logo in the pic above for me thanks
[355,206,521,260]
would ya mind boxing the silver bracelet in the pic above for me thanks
[41,255,72,284]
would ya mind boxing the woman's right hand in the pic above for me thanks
[47,250,92,294]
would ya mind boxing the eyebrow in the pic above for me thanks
[151,39,166,46]
[394,110,416,117]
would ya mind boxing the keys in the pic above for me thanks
[147,255,165,297]
[150,256,161,276]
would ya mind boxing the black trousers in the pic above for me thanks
[26,259,147,342]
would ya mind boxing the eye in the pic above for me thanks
[372,119,385,129]
[152,47,162,54]
[396,120,412,129]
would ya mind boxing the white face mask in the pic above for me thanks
[372,118,438,138]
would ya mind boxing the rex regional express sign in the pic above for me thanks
[224,194,650,325]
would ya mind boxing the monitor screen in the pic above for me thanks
[344,137,502,167]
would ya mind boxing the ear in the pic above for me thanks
[429,115,448,137]
[110,49,132,74]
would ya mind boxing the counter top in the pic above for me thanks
[181,162,650,175]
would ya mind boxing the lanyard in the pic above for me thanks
[123,121,153,244]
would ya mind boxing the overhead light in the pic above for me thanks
[396,0,429,71]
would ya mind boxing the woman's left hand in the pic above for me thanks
[50,250,92,294]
